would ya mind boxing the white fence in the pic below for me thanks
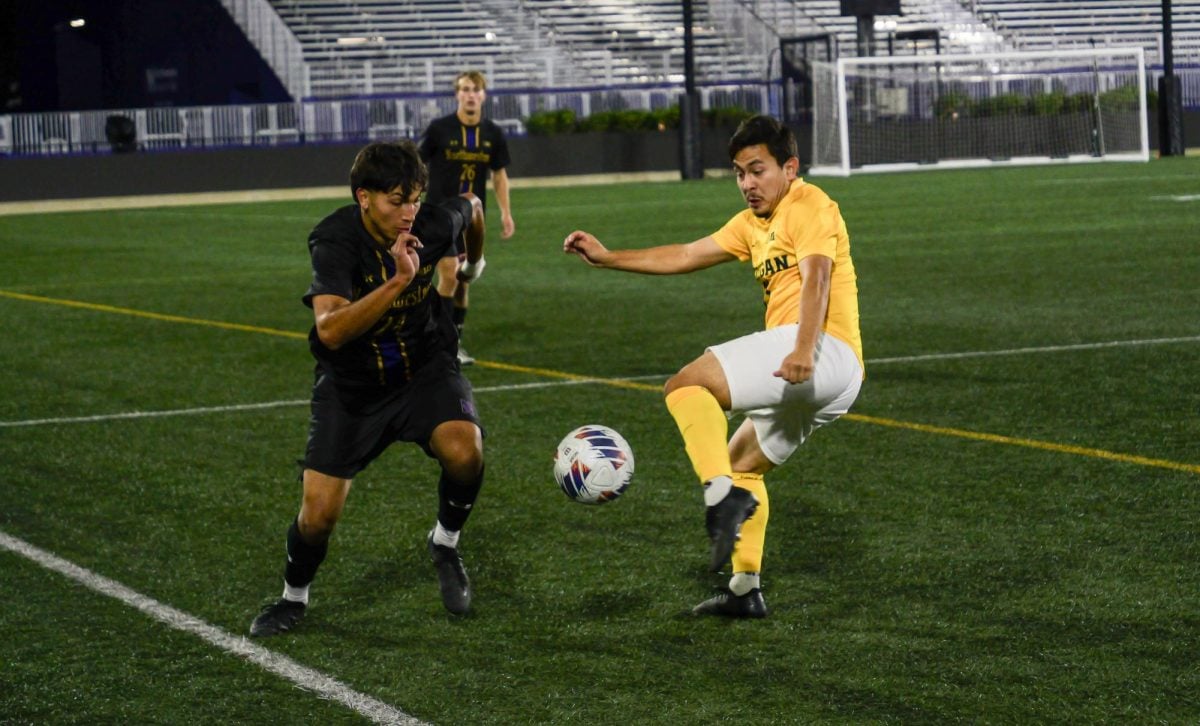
[0,83,777,157]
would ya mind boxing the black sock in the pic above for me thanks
[452,306,467,338]
[438,464,484,532]
[283,517,328,588]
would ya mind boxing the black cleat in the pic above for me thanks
[692,588,768,619]
[704,487,759,572]
[427,532,472,615]
[249,598,306,637]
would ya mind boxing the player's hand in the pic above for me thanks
[501,213,515,239]
[388,232,422,280]
[563,230,611,267]
[773,350,815,384]
[457,256,486,283]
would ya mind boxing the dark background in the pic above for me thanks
[0,0,289,113]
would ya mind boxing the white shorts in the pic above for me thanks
[708,327,863,466]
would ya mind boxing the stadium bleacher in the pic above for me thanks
[266,0,1024,98]
[974,0,1200,63]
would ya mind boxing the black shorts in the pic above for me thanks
[303,350,483,479]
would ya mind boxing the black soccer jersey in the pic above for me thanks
[302,198,472,387]
[418,114,511,210]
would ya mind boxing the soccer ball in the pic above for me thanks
[553,425,635,504]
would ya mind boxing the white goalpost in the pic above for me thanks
[808,47,1149,176]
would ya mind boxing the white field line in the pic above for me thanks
[867,335,1200,364]
[1,337,1196,429]
[0,530,426,726]
[0,376,666,429]
[1150,194,1200,202]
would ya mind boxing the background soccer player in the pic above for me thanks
[563,115,864,618]
[419,70,515,365]
[250,140,488,636]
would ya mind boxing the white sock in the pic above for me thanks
[703,475,733,506]
[729,572,760,596]
[282,581,309,604]
[432,522,460,549]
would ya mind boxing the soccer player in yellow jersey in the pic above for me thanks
[563,115,863,618]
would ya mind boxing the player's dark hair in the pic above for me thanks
[727,115,798,167]
[349,140,428,201]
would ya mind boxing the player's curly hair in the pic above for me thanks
[349,140,429,201]
[727,115,798,167]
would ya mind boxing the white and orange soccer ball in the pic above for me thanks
[553,425,635,504]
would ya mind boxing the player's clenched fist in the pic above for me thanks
[563,230,612,267]
[389,232,422,279]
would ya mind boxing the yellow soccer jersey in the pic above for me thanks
[711,178,863,368]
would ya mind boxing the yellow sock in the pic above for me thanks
[664,386,731,485]
[730,473,768,574]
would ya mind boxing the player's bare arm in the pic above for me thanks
[773,253,832,384]
[563,232,735,274]
[493,168,515,239]
[313,232,422,350]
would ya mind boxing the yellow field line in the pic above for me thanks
[0,290,308,340]
[474,359,660,392]
[845,413,1200,475]
[3,288,1195,475]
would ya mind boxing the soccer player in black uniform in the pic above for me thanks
[250,140,488,637]
[419,70,514,365]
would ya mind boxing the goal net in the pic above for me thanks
[808,48,1149,175]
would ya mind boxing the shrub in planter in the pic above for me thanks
[525,108,577,135]
[522,104,752,135]
[702,106,755,128]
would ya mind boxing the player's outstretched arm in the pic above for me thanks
[563,231,734,274]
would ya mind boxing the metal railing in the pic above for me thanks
[217,0,307,99]
[0,82,777,157]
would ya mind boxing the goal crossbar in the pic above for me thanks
[808,47,1149,176]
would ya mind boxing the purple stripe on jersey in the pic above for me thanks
[459,125,478,195]
[374,251,405,382]
[378,338,403,382]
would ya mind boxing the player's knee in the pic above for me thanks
[432,421,484,477]
[459,191,483,216]
[663,369,698,397]
[443,449,483,483]
[298,508,339,541]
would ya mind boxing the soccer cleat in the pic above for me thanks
[249,598,306,637]
[456,345,475,366]
[692,588,768,619]
[427,531,472,614]
[704,486,759,572]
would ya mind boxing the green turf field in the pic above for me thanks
[1,157,1198,724]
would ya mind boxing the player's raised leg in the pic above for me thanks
[664,351,758,572]
[436,255,473,365]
